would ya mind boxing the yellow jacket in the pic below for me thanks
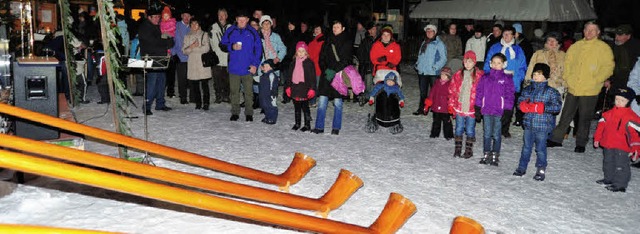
[564,38,614,96]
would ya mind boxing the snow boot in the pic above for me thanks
[489,152,500,166]
[479,152,490,164]
[389,122,404,134]
[513,169,526,176]
[453,137,463,157]
[300,112,311,132]
[533,167,546,181]
[462,137,475,158]
[365,113,379,133]
[292,112,301,130]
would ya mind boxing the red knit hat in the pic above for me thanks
[440,67,452,77]
[464,51,477,64]
[162,6,172,18]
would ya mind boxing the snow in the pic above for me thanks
[1,66,639,233]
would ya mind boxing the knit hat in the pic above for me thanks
[295,41,308,51]
[512,23,523,34]
[384,72,398,83]
[424,24,437,32]
[261,59,275,68]
[440,67,452,77]
[532,63,550,79]
[615,87,636,102]
[463,51,477,64]
[162,6,172,17]
[259,15,273,26]
[381,25,393,35]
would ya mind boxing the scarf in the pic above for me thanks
[292,56,306,84]
[263,30,277,59]
[419,38,435,54]
[500,38,516,60]
[459,70,473,112]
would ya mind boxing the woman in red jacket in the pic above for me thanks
[307,25,325,106]
[370,26,402,76]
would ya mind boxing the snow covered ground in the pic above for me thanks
[1,66,639,233]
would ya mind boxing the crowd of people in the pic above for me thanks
[54,4,640,192]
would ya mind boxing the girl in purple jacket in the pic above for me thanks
[475,53,515,166]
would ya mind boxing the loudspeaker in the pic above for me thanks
[13,61,59,140]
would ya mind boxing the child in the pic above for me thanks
[259,59,279,124]
[513,63,562,181]
[367,71,406,134]
[285,42,317,132]
[475,53,515,166]
[448,51,484,158]
[424,67,453,140]
[593,86,640,192]
[160,6,176,38]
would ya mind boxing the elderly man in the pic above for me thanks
[547,21,614,153]
[414,24,447,115]
[170,8,192,104]
[611,24,640,89]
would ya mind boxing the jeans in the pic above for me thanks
[455,115,476,138]
[145,71,167,111]
[482,115,502,153]
[517,129,548,172]
[315,95,343,130]
[417,74,437,110]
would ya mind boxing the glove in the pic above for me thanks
[377,56,387,62]
[448,106,455,115]
[532,102,545,114]
[387,62,396,69]
[474,106,482,123]
[307,89,315,99]
[368,97,374,105]
[519,101,532,113]
[285,87,291,97]
[399,100,405,108]
[325,69,336,82]
[423,98,433,109]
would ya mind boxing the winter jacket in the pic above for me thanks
[284,57,317,101]
[439,34,462,61]
[449,68,484,117]
[465,36,486,62]
[210,21,231,67]
[137,19,173,57]
[611,38,640,89]
[516,36,534,64]
[415,37,447,76]
[525,49,566,89]
[308,34,325,77]
[259,30,287,75]
[370,40,401,74]
[369,75,405,101]
[518,81,562,133]
[484,42,527,92]
[475,69,515,116]
[220,25,262,76]
[160,18,176,37]
[182,30,212,80]
[357,35,376,75]
[318,32,352,98]
[564,38,614,96]
[594,106,640,153]
[428,79,451,114]
[172,20,190,62]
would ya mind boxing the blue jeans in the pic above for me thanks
[454,115,476,138]
[482,115,502,153]
[517,129,548,172]
[145,71,167,111]
[315,95,343,130]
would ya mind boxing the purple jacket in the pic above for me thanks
[475,69,515,116]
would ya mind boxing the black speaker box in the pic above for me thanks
[12,61,59,140]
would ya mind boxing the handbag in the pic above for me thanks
[200,33,219,67]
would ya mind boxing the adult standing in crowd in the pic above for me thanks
[611,24,640,89]
[486,24,503,58]
[370,26,401,74]
[312,20,352,135]
[258,15,287,105]
[221,10,262,122]
[182,18,212,110]
[465,25,486,69]
[138,4,174,115]
[484,25,527,138]
[356,22,377,106]
[299,21,313,43]
[512,23,534,64]
[307,24,326,107]
[171,8,192,104]
[547,21,614,153]
[281,18,300,104]
[415,24,447,115]
[525,32,566,96]
[460,20,475,47]
[210,8,231,104]
[440,22,462,62]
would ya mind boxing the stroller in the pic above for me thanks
[365,69,404,134]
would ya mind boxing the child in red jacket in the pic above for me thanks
[424,67,453,140]
[593,87,640,192]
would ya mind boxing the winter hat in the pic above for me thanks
[384,72,398,83]
[260,15,273,26]
[463,50,477,64]
[295,41,308,51]
[261,59,275,68]
[381,25,393,35]
[615,87,636,102]
[534,28,544,38]
[440,67,452,77]
[545,31,562,43]
[532,63,550,79]
[162,6,172,17]
[424,24,437,32]
[512,23,523,34]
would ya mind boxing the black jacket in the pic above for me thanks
[318,32,352,98]
[284,58,317,100]
[138,19,173,57]
[357,34,376,75]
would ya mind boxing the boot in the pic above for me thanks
[479,152,490,164]
[489,152,500,166]
[292,113,301,131]
[453,137,463,157]
[389,123,404,134]
[214,95,222,104]
[365,113,379,133]
[533,167,546,181]
[300,112,311,132]
[462,137,475,158]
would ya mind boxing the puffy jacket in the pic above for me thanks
[428,78,451,114]
[220,25,262,76]
[564,38,614,96]
[518,81,562,132]
[137,19,173,57]
[484,42,527,92]
[308,34,325,77]
[594,106,640,153]
[259,31,286,75]
[475,69,515,116]
[369,74,404,101]
[172,20,190,62]
[449,68,484,117]
[416,37,447,75]
[370,40,401,74]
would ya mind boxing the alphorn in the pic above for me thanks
[0,224,121,234]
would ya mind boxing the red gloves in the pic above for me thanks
[399,100,405,108]
[519,101,531,112]
[519,101,544,114]
[368,97,374,105]
[532,102,544,114]
[285,87,291,97]
[448,106,455,115]
[307,89,315,99]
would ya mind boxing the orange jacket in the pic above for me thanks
[594,107,640,153]
[370,40,401,74]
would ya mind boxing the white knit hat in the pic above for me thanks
[259,15,272,26]
[423,24,437,32]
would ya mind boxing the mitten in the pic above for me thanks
[387,62,396,69]
[519,101,532,113]
[448,106,455,115]
[368,97,374,105]
[399,100,405,108]
[532,102,545,114]
[424,98,433,109]
[377,56,387,62]
[285,87,291,97]
[325,69,336,82]
[307,89,315,99]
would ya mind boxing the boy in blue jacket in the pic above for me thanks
[513,63,562,181]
